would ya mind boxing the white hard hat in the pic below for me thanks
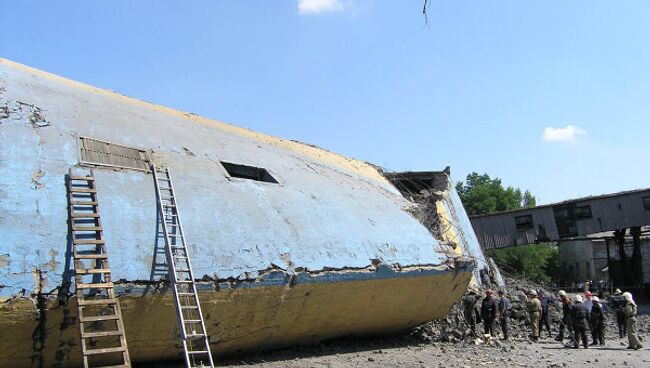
[574,295,583,303]
[592,296,600,303]
[558,290,566,297]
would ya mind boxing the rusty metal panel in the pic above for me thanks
[79,136,150,171]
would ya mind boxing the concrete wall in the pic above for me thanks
[0,58,481,366]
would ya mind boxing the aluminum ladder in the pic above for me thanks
[67,170,131,368]
[152,166,215,368]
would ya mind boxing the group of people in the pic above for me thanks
[463,287,643,350]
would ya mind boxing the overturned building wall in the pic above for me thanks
[0,58,478,367]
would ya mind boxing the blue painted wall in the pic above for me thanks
[0,59,487,299]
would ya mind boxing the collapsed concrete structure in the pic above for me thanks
[0,59,488,367]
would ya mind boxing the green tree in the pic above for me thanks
[455,172,536,216]
[485,243,560,284]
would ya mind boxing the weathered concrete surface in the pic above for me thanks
[0,58,483,367]
[1,266,471,367]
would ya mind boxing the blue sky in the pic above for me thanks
[1,0,649,204]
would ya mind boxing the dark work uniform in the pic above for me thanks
[557,297,574,341]
[573,302,590,348]
[610,295,627,338]
[463,294,480,336]
[481,295,498,336]
[589,302,605,345]
[498,296,510,339]
[538,295,554,337]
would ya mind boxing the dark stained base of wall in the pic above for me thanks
[0,269,471,368]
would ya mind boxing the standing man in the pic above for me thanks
[526,289,542,341]
[497,289,510,340]
[555,290,574,342]
[583,291,593,313]
[610,288,627,338]
[622,292,643,350]
[589,296,605,346]
[572,295,590,349]
[463,289,480,337]
[537,289,554,338]
[480,289,498,337]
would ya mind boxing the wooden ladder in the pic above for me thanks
[67,169,131,368]
[152,166,215,368]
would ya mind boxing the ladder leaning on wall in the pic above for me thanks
[66,169,131,368]
[152,165,215,368]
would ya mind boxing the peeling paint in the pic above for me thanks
[32,169,45,190]
[0,254,10,268]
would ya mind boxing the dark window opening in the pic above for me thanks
[515,215,534,231]
[643,196,650,211]
[221,161,278,184]
[575,205,593,220]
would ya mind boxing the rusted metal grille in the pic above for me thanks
[79,136,150,171]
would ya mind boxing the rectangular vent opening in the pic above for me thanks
[221,161,278,184]
[79,136,150,171]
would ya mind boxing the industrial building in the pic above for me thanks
[469,189,650,295]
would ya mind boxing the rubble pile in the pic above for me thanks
[410,276,649,344]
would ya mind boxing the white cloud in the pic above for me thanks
[542,125,587,143]
[298,0,345,15]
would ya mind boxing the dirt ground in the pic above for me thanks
[142,320,649,368]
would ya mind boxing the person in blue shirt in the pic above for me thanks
[497,289,510,340]
[537,289,555,338]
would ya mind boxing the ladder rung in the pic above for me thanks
[77,282,114,289]
[83,346,126,356]
[82,330,123,338]
[181,305,198,309]
[175,269,190,272]
[177,292,195,296]
[71,213,100,218]
[73,226,103,231]
[187,350,209,354]
[71,201,98,205]
[80,315,120,323]
[69,176,95,181]
[78,298,117,306]
[69,188,97,193]
[186,333,205,339]
[176,280,194,284]
[75,253,108,260]
[76,268,111,275]
[162,204,176,207]
[74,239,105,244]
[173,255,188,259]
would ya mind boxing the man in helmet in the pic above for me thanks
[622,292,643,350]
[609,288,627,338]
[555,290,574,342]
[589,296,605,346]
[526,289,542,341]
[480,289,498,336]
[583,290,593,313]
[572,295,590,349]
